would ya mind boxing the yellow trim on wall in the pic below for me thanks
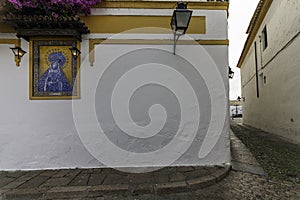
[89,39,105,66]
[95,1,229,10]
[198,40,229,45]
[89,38,229,66]
[0,38,22,66]
[0,23,15,33]
[81,15,206,34]
[237,0,273,68]
[0,38,20,45]
[1,15,206,34]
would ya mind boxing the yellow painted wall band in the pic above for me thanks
[81,15,206,34]
[94,1,229,10]
[1,15,206,34]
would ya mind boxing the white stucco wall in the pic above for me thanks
[240,0,300,144]
[0,8,229,170]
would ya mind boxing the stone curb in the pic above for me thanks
[2,165,231,199]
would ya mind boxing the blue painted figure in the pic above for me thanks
[38,52,72,93]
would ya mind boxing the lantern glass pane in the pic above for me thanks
[19,49,26,57]
[175,11,192,28]
[11,48,19,56]
[176,29,185,35]
[10,47,26,57]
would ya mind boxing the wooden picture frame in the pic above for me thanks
[29,38,80,100]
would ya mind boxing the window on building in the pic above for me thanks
[258,73,267,91]
[262,26,268,50]
[259,73,264,89]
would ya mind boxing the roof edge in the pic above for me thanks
[237,0,273,68]
[246,0,264,34]
[94,0,229,10]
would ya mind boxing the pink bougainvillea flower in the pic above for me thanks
[5,0,101,17]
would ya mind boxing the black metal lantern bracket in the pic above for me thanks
[69,47,81,59]
[171,1,193,55]
[10,46,26,67]
[229,66,234,79]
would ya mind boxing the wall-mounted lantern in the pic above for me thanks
[171,1,193,55]
[228,66,234,79]
[237,96,245,102]
[69,47,81,59]
[10,46,26,67]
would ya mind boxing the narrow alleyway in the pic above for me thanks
[231,119,300,183]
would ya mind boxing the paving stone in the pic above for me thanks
[0,172,6,179]
[64,169,82,179]
[0,189,10,197]
[167,167,177,173]
[155,181,188,195]
[103,174,128,185]
[129,183,154,196]
[46,186,91,199]
[232,161,266,176]
[0,177,14,188]
[52,169,70,178]
[101,168,113,174]
[128,173,154,184]
[169,172,186,182]
[39,177,72,188]
[154,167,170,174]
[2,177,31,190]
[18,176,50,189]
[111,168,131,175]
[230,132,262,166]
[69,171,90,186]
[184,168,209,179]
[205,167,219,175]
[193,166,213,171]
[19,171,42,179]
[91,168,103,174]
[187,175,216,190]
[154,171,169,184]
[87,184,128,197]
[39,170,58,177]
[5,171,27,179]
[211,166,231,182]
[3,188,47,200]
[2,171,43,190]
[175,166,194,172]
[88,173,106,186]
[91,184,128,192]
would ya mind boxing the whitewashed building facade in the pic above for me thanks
[238,0,300,144]
[0,0,230,170]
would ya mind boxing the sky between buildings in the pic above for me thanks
[228,0,260,100]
